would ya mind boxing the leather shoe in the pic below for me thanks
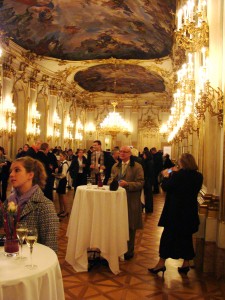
[124,253,134,260]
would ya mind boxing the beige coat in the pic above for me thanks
[109,159,144,230]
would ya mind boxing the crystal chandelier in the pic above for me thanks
[100,101,131,137]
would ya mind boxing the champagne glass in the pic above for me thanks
[16,222,28,259]
[25,227,38,270]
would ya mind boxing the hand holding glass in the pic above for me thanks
[16,222,28,259]
[25,228,38,269]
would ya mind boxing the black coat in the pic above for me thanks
[68,156,88,181]
[159,169,203,234]
[142,157,154,188]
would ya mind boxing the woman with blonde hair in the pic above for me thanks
[148,153,203,275]
[7,156,59,253]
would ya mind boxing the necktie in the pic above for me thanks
[122,163,127,176]
[96,152,100,167]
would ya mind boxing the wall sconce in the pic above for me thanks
[0,96,17,138]
[105,137,109,148]
[159,123,169,138]
[85,122,95,137]
[27,125,40,140]
[195,82,224,127]
[75,118,83,141]
[64,115,74,143]
[53,111,61,140]
[175,0,209,52]
[47,134,52,142]
[75,132,83,141]
[27,104,41,140]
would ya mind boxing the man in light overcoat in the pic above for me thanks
[109,145,144,260]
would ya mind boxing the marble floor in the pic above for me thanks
[55,189,225,300]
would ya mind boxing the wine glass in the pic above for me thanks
[86,177,92,189]
[16,222,28,259]
[25,227,38,270]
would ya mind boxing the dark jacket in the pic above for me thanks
[159,169,203,234]
[68,156,88,181]
[142,157,154,188]
[163,157,175,169]
[25,147,37,159]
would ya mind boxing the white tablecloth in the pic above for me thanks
[66,185,129,275]
[0,243,65,300]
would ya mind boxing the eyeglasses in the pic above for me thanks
[119,150,130,154]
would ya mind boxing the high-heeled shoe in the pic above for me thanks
[59,212,69,218]
[148,266,166,275]
[178,266,190,274]
[57,211,64,217]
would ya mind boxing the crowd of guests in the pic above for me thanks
[0,140,203,275]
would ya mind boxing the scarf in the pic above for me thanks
[8,184,39,211]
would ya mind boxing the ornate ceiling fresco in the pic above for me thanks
[0,0,176,107]
[75,64,165,94]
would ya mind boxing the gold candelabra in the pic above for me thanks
[175,21,209,52]
[175,1,209,52]
[195,82,224,127]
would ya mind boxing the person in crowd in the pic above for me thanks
[16,144,30,158]
[140,146,149,158]
[87,146,94,176]
[142,150,154,213]
[26,140,42,159]
[66,149,75,189]
[109,145,144,260]
[55,151,69,218]
[90,140,111,184]
[47,148,58,174]
[36,142,55,201]
[148,153,203,275]
[7,156,59,253]
[131,147,142,164]
[68,149,88,192]
[150,147,163,194]
[163,153,175,169]
[0,147,11,202]
[16,147,23,158]
[67,149,75,161]
[83,148,88,158]
[111,148,121,164]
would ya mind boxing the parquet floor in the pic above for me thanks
[55,189,225,300]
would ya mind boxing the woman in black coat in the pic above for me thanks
[148,153,203,275]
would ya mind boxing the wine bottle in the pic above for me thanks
[97,173,103,187]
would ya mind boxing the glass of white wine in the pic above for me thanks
[25,227,38,270]
[16,222,28,259]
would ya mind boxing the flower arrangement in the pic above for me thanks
[0,201,20,240]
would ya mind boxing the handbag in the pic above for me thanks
[109,179,119,191]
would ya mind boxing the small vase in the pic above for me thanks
[4,238,19,257]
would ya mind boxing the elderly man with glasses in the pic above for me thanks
[109,145,144,260]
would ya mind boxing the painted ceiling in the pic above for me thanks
[0,0,176,99]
